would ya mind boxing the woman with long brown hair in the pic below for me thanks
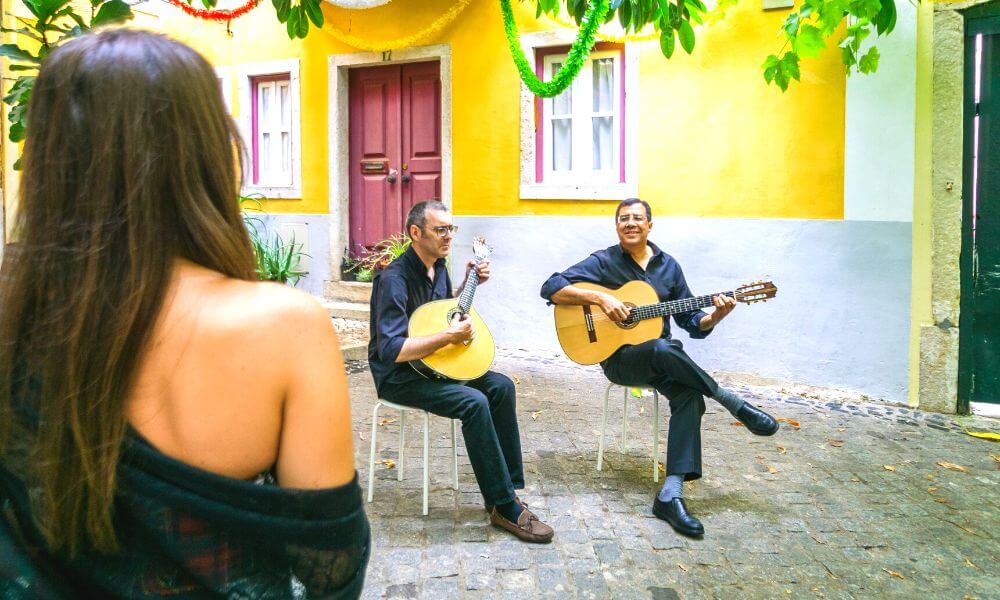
[0,29,368,597]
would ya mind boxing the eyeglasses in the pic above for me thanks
[617,215,648,224]
[424,225,459,238]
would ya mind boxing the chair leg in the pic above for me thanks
[367,402,382,503]
[598,384,612,471]
[422,412,430,516]
[451,419,459,490]
[653,391,660,483]
[621,388,629,451]
[398,410,406,482]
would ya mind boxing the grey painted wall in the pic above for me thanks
[451,216,912,403]
[248,214,331,296]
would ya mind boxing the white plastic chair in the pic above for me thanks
[366,399,459,515]
[597,382,662,482]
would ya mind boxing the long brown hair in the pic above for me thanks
[0,29,256,556]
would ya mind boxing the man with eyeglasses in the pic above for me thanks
[368,200,554,543]
[540,198,778,538]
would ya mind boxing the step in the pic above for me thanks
[323,301,370,321]
[325,280,373,304]
[331,316,370,363]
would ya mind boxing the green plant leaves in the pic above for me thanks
[858,45,879,73]
[659,28,675,58]
[677,19,694,54]
[92,0,133,27]
[793,24,825,58]
[0,43,39,63]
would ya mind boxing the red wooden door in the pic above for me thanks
[348,61,441,253]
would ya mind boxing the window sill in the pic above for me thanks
[241,185,302,200]
[520,182,638,201]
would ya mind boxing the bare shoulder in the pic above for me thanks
[200,279,335,345]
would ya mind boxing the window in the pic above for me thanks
[251,75,293,187]
[539,47,622,185]
[519,34,637,200]
[236,60,301,198]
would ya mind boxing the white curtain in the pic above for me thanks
[591,58,613,170]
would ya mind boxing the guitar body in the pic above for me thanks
[409,298,496,381]
[554,281,664,365]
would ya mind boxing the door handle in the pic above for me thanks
[402,173,411,183]
[387,168,398,184]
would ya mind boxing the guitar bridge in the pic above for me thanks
[582,306,597,343]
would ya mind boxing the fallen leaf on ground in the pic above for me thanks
[828,439,844,447]
[963,429,1000,442]
[777,418,801,429]
[882,568,904,579]
[658,463,666,474]
[926,473,935,480]
[992,454,1000,466]
[850,477,861,483]
[513,376,521,384]
[837,427,846,433]
[677,563,688,572]
[639,405,645,415]
[531,410,543,421]
[767,465,778,474]
[777,446,787,454]
[378,459,396,469]
[934,498,950,504]
[883,465,896,471]
[358,431,366,441]
[732,421,745,427]
[378,418,397,426]
[964,557,978,569]
[937,461,969,473]
[927,486,938,493]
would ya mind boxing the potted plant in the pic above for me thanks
[345,233,411,283]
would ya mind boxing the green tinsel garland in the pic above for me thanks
[500,0,610,98]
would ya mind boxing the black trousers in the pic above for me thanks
[601,338,719,481]
[380,371,524,506]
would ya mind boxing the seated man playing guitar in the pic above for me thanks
[368,200,554,543]
[540,198,779,538]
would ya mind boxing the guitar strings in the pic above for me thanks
[584,291,737,324]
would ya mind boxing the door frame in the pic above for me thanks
[328,45,452,284]
[959,4,1000,412]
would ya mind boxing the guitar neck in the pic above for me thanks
[629,291,736,322]
[456,265,480,313]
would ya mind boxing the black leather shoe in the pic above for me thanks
[735,402,779,436]
[653,497,704,537]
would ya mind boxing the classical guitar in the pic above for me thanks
[408,237,497,381]
[553,280,777,365]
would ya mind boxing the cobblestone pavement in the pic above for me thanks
[348,351,1000,599]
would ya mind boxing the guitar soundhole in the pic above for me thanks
[615,303,640,330]
[447,307,465,322]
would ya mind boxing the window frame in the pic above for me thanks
[236,59,302,199]
[518,32,638,201]
[538,46,624,186]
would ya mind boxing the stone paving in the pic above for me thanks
[347,351,1000,599]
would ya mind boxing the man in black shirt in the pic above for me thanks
[369,200,554,543]
[540,198,778,537]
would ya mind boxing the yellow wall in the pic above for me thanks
[3,0,846,220]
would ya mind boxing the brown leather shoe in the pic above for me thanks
[489,506,554,543]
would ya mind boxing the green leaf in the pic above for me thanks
[297,7,310,38]
[780,52,800,81]
[9,120,26,143]
[841,45,856,68]
[92,0,133,27]
[9,64,38,72]
[678,19,695,53]
[304,0,323,28]
[286,6,299,38]
[782,12,800,37]
[873,0,896,35]
[12,156,22,171]
[273,0,291,22]
[793,24,826,59]
[0,44,39,63]
[858,45,879,73]
[659,28,675,58]
[33,0,72,21]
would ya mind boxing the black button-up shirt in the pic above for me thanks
[539,241,712,341]
[368,247,453,395]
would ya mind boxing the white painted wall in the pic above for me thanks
[452,216,912,403]
[843,0,917,222]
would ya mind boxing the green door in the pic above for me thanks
[960,6,1000,409]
